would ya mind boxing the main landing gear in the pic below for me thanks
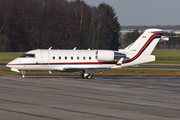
[21,71,26,78]
[81,71,93,79]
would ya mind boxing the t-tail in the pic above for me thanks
[119,28,165,67]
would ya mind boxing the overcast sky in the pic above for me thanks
[71,0,180,26]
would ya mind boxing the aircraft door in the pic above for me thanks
[41,50,49,65]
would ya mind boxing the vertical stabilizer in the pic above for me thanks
[125,29,165,55]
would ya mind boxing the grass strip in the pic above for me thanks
[0,52,24,63]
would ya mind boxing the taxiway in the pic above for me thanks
[0,75,180,120]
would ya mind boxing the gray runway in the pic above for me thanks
[0,75,180,120]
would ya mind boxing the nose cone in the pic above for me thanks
[6,60,20,73]
[6,63,9,67]
[6,58,19,68]
[6,61,13,68]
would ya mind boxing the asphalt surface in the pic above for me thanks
[0,75,180,120]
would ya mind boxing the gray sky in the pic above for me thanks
[76,0,180,26]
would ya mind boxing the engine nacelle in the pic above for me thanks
[96,50,114,61]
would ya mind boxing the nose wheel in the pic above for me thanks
[21,71,26,78]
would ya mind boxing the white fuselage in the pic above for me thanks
[6,49,155,73]
[6,49,122,72]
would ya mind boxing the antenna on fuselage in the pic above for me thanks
[73,47,77,50]
[48,47,52,50]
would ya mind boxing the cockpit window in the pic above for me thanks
[20,54,35,58]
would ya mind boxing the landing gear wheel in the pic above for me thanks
[87,74,92,79]
[21,71,26,78]
[81,72,93,79]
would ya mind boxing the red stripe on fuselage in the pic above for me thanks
[7,61,117,66]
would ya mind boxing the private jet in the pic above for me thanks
[6,28,169,78]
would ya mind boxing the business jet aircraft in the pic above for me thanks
[6,28,169,79]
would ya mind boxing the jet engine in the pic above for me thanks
[96,50,114,61]
[96,50,126,62]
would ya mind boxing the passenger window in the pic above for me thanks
[59,56,61,60]
[83,57,85,60]
[77,57,79,60]
[65,56,67,60]
[89,57,91,60]
[71,57,73,60]
[53,56,55,60]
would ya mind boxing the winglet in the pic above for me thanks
[111,57,124,69]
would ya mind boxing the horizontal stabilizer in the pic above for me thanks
[159,36,179,42]
[159,36,169,42]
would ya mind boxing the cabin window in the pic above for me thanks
[83,57,85,60]
[71,57,73,60]
[77,56,79,60]
[65,56,67,60]
[53,56,55,60]
[89,57,91,60]
[59,56,61,60]
[20,54,35,58]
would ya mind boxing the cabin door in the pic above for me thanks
[41,50,49,66]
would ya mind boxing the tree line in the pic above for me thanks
[0,0,120,52]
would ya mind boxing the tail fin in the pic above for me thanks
[125,28,165,55]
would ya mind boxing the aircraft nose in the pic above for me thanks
[6,59,17,68]
[6,61,12,68]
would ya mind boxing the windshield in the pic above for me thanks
[20,54,35,58]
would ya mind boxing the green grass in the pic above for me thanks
[150,49,180,65]
[0,52,24,63]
